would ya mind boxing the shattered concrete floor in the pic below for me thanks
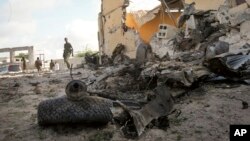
[0,69,249,141]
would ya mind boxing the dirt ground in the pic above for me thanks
[0,69,249,141]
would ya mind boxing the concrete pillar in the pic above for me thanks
[9,50,15,63]
[28,46,34,65]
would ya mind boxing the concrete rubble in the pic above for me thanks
[36,0,250,139]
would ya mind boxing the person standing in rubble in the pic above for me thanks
[50,59,55,71]
[35,57,42,72]
[21,57,26,73]
[63,38,74,69]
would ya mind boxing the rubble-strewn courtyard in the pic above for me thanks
[1,0,250,141]
[0,69,249,141]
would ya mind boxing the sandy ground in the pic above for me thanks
[0,69,249,141]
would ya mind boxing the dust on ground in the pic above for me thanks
[0,69,249,141]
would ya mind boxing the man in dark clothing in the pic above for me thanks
[35,57,42,72]
[21,57,26,72]
[63,38,73,69]
[50,59,55,70]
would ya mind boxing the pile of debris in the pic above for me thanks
[163,1,250,84]
[37,1,250,139]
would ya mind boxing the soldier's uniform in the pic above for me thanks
[63,42,73,69]
[35,59,42,72]
[50,60,55,70]
[21,57,26,71]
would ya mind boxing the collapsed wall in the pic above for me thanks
[98,0,137,59]
[98,0,182,59]
[98,0,250,61]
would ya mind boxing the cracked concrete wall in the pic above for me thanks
[99,0,137,58]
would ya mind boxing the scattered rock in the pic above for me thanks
[150,36,174,59]
[240,20,250,36]
[206,41,229,60]
[229,8,250,26]
[228,3,248,15]
[216,5,230,24]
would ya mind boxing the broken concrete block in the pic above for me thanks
[230,40,248,52]
[177,2,196,28]
[219,34,241,44]
[240,20,250,36]
[206,41,229,60]
[230,8,250,26]
[186,15,197,29]
[229,3,248,15]
[216,5,230,24]
[165,26,178,39]
[149,36,175,59]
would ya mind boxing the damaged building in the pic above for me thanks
[97,0,195,59]
[98,0,250,61]
[98,0,184,59]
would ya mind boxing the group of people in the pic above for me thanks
[34,58,59,72]
[21,37,74,73]
[49,59,59,71]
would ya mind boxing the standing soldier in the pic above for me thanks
[35,57,42,72]
[50,59,55,71]
[63,38,73,69]
[21,56,26,73]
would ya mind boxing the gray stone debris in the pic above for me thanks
[206,41,229,60]
[240,20,250,36]
[229,8,250,26]
[149,35,175,60]
[216,5,230,24]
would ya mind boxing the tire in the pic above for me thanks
[37,96,113,125]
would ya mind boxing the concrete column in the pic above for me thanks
[28,46,34,65]
[9,50,15,63]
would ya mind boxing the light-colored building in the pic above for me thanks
[0,46,34,68]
